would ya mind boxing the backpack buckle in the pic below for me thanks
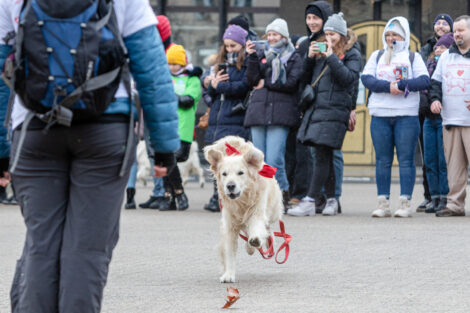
[54,105,73,127]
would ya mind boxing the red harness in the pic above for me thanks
[219,143,292,264]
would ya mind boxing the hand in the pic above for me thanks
[203,74,214,89]
[253,79,264,90]
[430,100,442,114]
[245,40,256,55]
[211,70,229,89]
[465,100,470,111]
[154,165,168,177]
[308,41,320,58]
[348,110,357,131]
[0,171,10,187]
[322,38,333,57]
[390,81,403,95]
[153,152,176,178]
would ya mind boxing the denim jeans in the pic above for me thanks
[148,156,165,197]
[423,118,449,197]
[127,160,138,189]
[251,125,290,191]
[309,147,343,199]
[371,116,420,199]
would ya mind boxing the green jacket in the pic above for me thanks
[171,74,202,143]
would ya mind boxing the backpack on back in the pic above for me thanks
[3,0,130,128]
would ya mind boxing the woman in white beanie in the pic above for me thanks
[289,12,361,216]
[244,18,303,210]
[361,17,430,218]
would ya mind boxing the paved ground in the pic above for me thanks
[2,181,470,313]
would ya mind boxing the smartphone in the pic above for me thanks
[218,63,227,75]
[251,40,267,51]
[316,42,327,52]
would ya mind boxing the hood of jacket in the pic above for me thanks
[382,16,410,51]
[345,28,359,52]
[304,1,333,39]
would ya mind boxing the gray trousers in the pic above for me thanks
[10,122,135,313]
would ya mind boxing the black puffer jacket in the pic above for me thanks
[297,46,362,149]
[244,49,303,128]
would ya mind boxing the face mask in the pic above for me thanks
[392,40,407,52]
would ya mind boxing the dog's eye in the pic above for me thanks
[238,171,244,175]
[222,172,227,176]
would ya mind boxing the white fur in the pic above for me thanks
[178,141,205,188]
[204,136,284,283]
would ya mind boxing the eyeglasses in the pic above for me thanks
[435,21,449,27]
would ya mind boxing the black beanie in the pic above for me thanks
[228,15,250,32]
[306,5,323,21]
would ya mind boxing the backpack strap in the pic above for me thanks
[9,110,34,173]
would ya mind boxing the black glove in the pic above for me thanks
[154,152,176,175]
[0,158,9,173]
[178,95,194,109]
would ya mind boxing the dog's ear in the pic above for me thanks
[204,145,223,172]
[243,146,264,171]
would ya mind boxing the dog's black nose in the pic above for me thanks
[227,182,236,192]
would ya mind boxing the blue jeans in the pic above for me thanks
[423,118,449,197]
[310,147,343,199]
[126,156,164,197]
[371,116,420,199]
[127,160,138,189]
[251,125,290,191]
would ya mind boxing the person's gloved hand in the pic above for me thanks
[154,152,176,177]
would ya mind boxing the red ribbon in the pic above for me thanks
[225,142,277,178]
[225,143,241,156]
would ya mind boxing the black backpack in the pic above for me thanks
[2,0,133,174]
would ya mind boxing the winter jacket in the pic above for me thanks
[205,62,250,143]
[297,1,333,58]
[243,49,302,128]
[297,39,362,150]
[172,73,202,143]
[0,45,11,159]
[420,36,437,62]
[419,57,441,119]
[361,17,430,117]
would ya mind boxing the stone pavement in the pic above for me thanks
[1,181,470,313]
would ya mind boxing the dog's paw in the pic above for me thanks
[245,242,255,255]
[248,237,261,248]
[220,272,235,283]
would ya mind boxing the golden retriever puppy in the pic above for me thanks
[204,136,283,283]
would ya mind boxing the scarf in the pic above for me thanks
[264,38,295,86]
[226,52,238,66]
[384,40,407,65]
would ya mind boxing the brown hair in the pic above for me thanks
[215,43,246,72]
[332,35,348,57]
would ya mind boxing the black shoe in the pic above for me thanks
[337,200,342,214]
[416,199,431,212]
[159,196,177,211]
[436,197,447,212]
[315,195,326,214]
[139,196,158,209]
[175,192,189,211]
[436,208,465,217]
[425,197,440,213]
[204,194,220,212]
[148,196,165,210]
[125,188,136,209]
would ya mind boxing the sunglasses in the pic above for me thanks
[435,21,449,27]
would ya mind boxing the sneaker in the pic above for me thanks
[175,192,189,211]
[394,196,412,218]
[322,198,338,216]
[425,197,440,213]
[286,197,316,216]
[371,196,391,217]
[416,198,431,213]
[435,208,465,217]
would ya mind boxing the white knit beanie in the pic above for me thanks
[385,19,406,39]
[324,12,347,37]
[266,18,289,38]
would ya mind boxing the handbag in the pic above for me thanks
[298,65,329,112]
[231,90,253,114]
[197,108,210,130]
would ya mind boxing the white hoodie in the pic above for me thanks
[362,17,429,117]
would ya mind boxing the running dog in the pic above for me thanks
[204,136,284,283]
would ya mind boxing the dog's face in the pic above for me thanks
[204,140,264,200]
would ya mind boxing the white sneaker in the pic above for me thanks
[322,198,338,216]
[394,196,412,218]
[287,197,316,216]
[371,196,391,217]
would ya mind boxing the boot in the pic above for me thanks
[425,197,440,213]
[139,196,159,209]
[282,190,290,213]
[159,193,177,211]
[436,196,447,212]
[175,191,189,211]
[204,193,220,212]
[125,188,136,209]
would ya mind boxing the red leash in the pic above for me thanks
[216,143,293,264]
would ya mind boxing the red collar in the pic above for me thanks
[225,143,277,178]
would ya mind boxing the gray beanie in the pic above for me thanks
[323,12,347,37]
[266,18,289,38]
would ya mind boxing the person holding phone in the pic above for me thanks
[244,18,303,210]
[203,24,250,212]
[289,13,361,216]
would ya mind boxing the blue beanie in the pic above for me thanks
[434,13,453,32]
